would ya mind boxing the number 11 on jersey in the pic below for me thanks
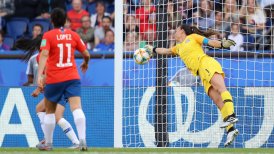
[57,43,73,67]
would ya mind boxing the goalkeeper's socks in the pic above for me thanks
[73,109,86,140]
[227,126,236,134]
[226,124,234,132]
[220,91,235,119]
[57,118,80,145]
[37,112,46,137]
[44,114,56,144]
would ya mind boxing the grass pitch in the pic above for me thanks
[0,148,274,154]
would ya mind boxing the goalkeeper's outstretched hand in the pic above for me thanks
[221,38,236,48]
[144,45,153,57]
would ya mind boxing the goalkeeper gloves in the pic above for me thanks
[221,38,236,48]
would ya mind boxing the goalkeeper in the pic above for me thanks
[145,24,238,147]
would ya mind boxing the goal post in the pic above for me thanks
[154,0,169,147]
[114,0,123,148]
[117,0,274,148]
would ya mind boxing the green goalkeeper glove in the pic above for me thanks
[221,38,236,48]
[144,45,153,57]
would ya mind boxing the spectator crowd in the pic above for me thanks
[0,0,115,52]
[123,0,274,52]
[0,0,273,52]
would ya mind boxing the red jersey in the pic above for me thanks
[67,9,89,31]
[135,6,156,33]
[40,28,86,84]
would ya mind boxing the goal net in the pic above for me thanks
[121,0,274,148]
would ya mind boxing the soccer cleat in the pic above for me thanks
[36,143,53,151]
[68,143,80,149]
[79,139,88,151]
[36,139,46,148]
[224,129,239,147]
[220,117,238,128]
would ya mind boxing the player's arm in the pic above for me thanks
[192,34,222,47]
[37,49,48,89]
[208,39,222,48]
[31,86,42,97]
[192,33,236,49]
[81,50,90,64]
[144,45,174,56]
[80,50,90,73]
[208,39,236,49]
[32,73,46,97]
[154,48,173,55]
[76,33,90,73]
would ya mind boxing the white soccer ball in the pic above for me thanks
[133,48,151,65]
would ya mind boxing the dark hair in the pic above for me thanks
[0,30,4,37]
[105,29,114,36]
[96,1,105,7]
[215,11,222,15]
[66,17,71,22]
[14,34,43,62]
[102,16,111,22]
[180,24,218,38]
[33,23,43,32]
[198,0,212,17]
[231,23,239,27]
[51,8,67,28]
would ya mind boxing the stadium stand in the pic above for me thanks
[6,17,29,40]
[28,19,51,34]
[3,36,14,49]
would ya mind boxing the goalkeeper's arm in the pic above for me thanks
[154,48,173,55]
[144,45,173,56]
[208,38,236,49]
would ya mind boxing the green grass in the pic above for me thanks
[0,148,274,154]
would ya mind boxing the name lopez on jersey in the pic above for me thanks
[57,34,72,40]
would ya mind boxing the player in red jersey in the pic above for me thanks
[15,36,80,149]
[34,54,80,149]
[36,8,90,151]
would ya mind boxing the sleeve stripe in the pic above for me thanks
[203,38,209,45]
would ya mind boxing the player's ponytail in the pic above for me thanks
[191,26,217,37]
[14,34,43,62]
[180,24,218,38]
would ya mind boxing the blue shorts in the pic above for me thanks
[58,98,67,107]
[44,79,81,104]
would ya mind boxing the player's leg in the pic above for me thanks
[199,57,239,147]
[208,86,239,147]
[65,79,87,151]
[200,57,238,127]
[207,85,235,131]
[55,103,80,147]
[210,73,238,128]
[208,86,223,110]
[36,98,46,145]
[37,82,64,150]
[37,98,57,150]
[68,96,87,151]
[206,80,236,130]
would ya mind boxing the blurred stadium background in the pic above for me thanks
[1,0,274,153]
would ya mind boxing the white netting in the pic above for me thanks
[122,0,274,148]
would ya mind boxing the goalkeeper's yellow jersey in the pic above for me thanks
[171,34,207,76]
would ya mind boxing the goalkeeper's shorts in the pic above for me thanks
[44,79,81,103]
[198,56,225,94]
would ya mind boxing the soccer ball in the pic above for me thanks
[133,48,151,65]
